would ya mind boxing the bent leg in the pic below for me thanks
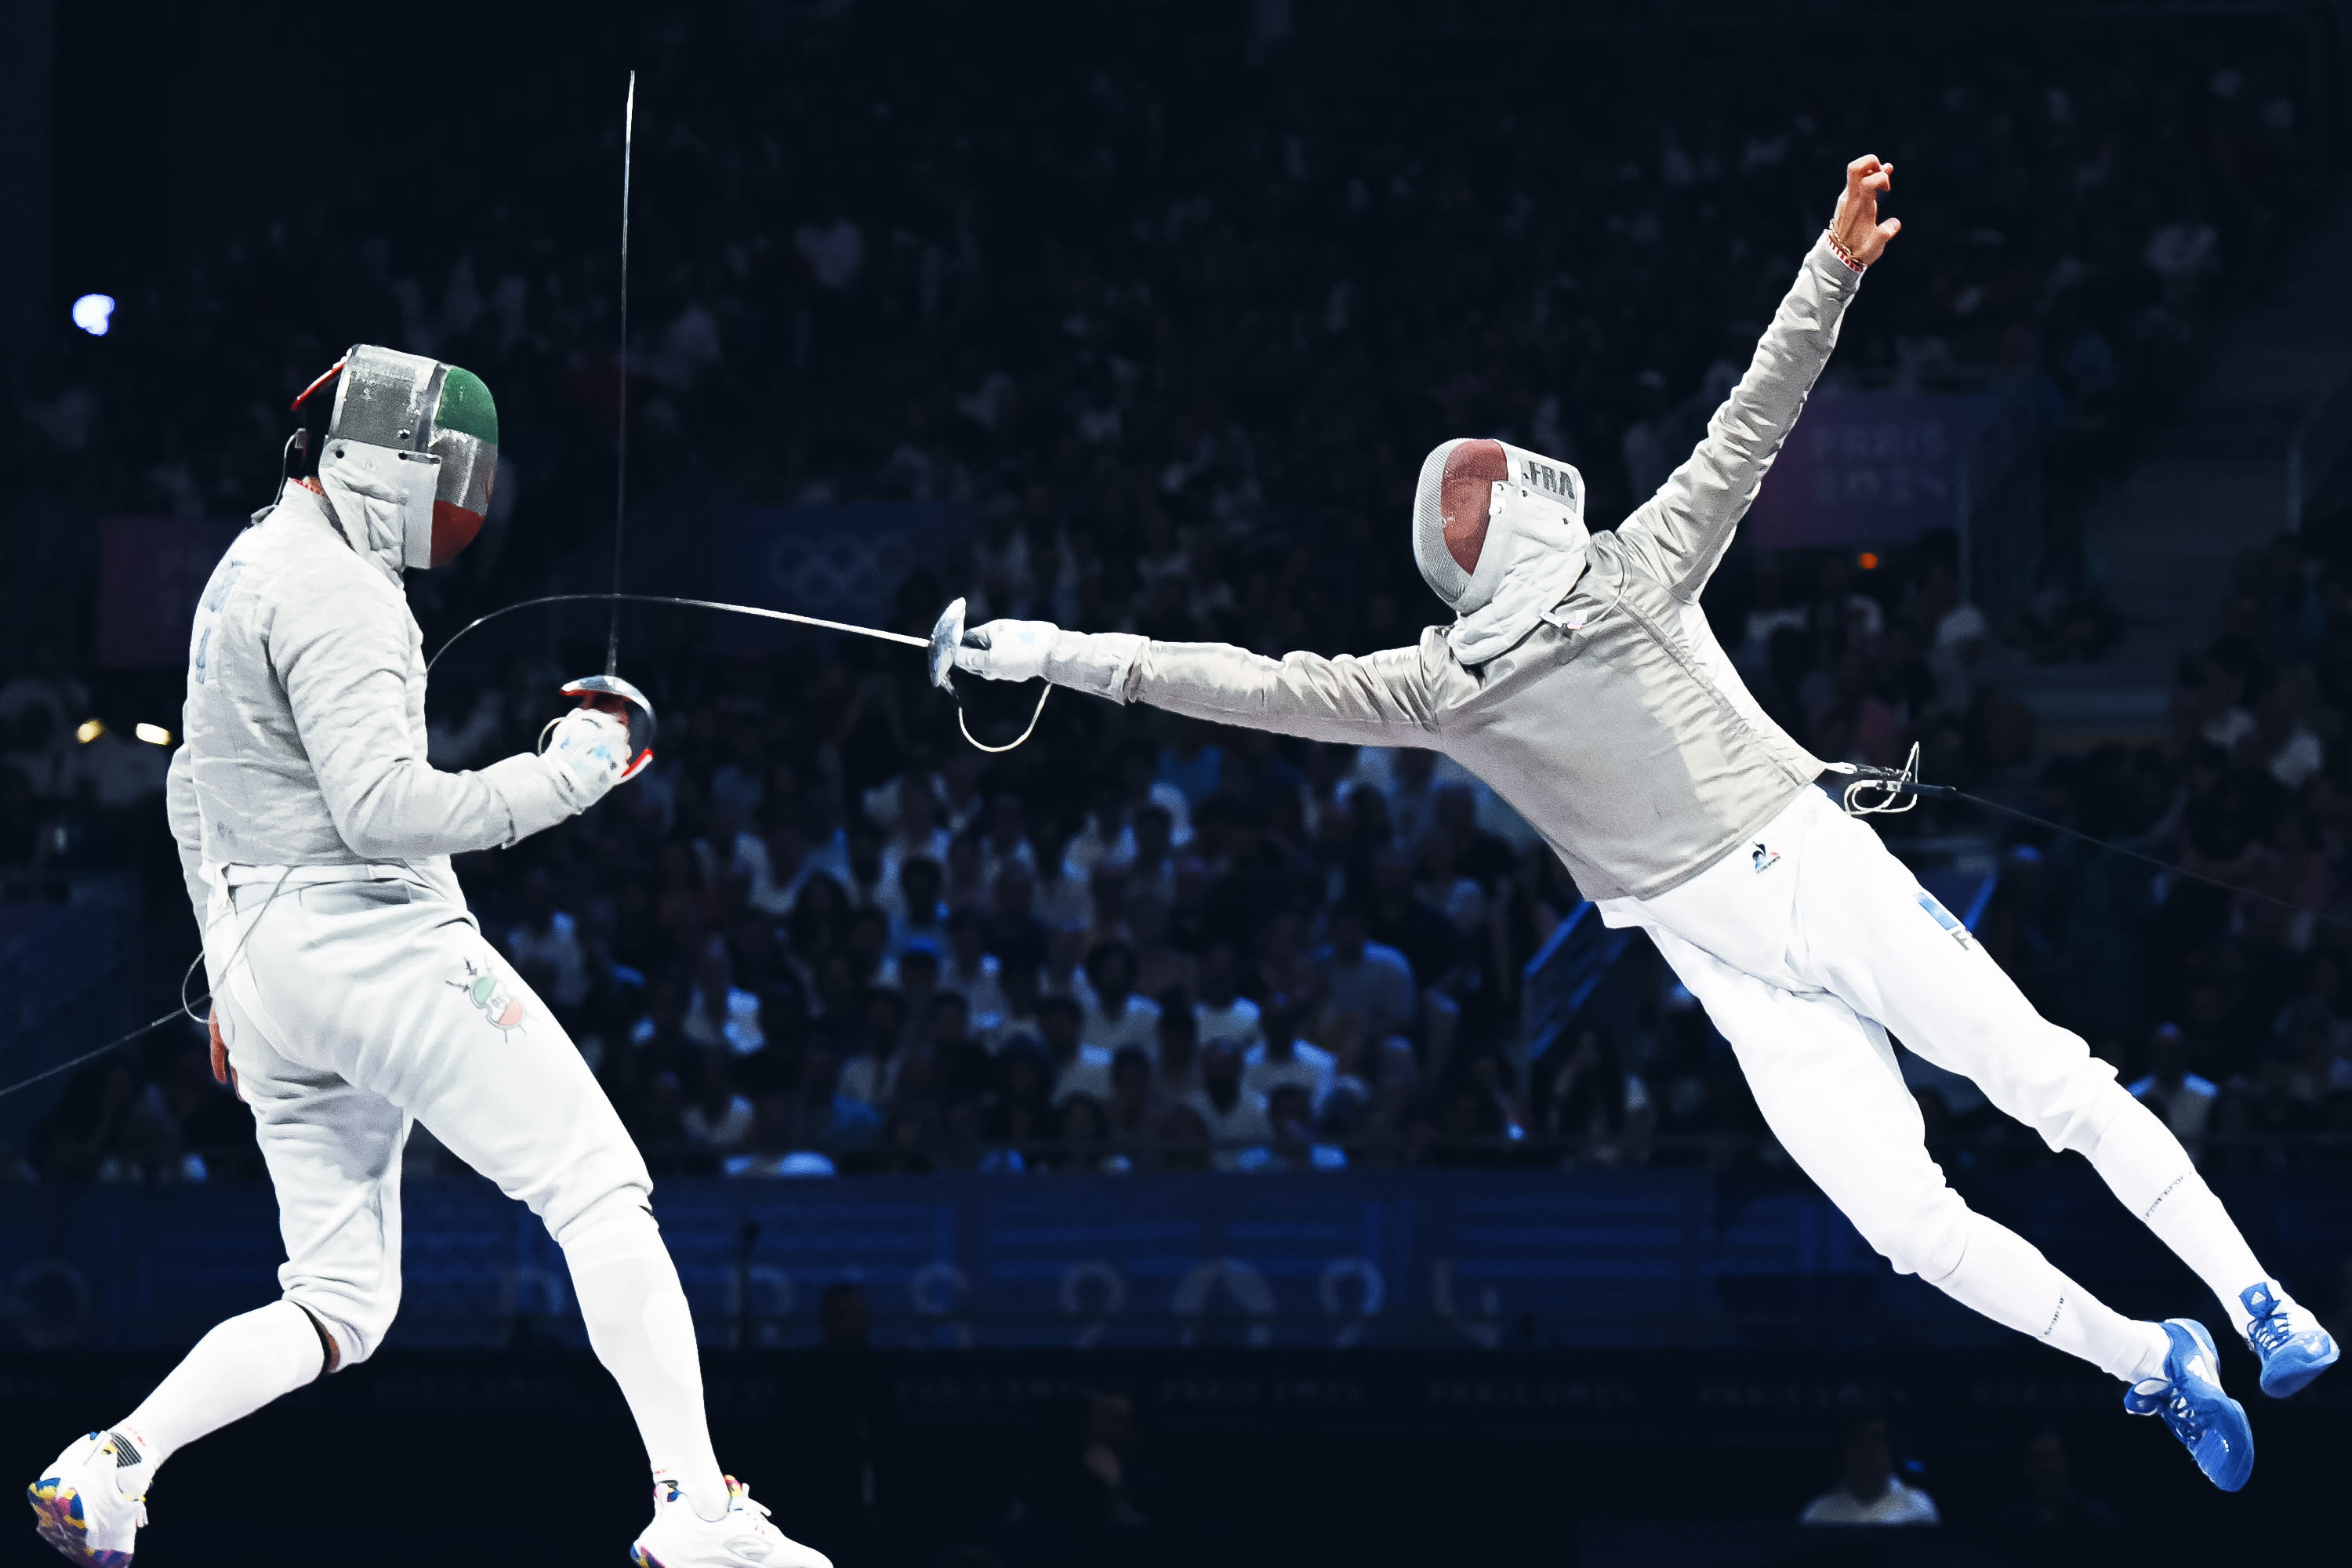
[240,883,728,1519]
[1652,925,2167,1382]
[1789,795,2270,1330]
[232,1009,411,1367]
[101,982,390,1490]
[109,1302,324,1489]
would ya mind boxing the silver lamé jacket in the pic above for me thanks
[1060,233,1864,902]
[165,473,585,922]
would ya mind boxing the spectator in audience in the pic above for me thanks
[506,868,590,1016]
[1041,994,1114,1105]
[1800,1417,1940,1526]
[890,858,951,955]
[1243,997,1336,1108]
[942,909,1008,1031]
[1192,941,1264,1053]
[1236,1083,1349,1171]
[1313,902,1417,1044]
[793,1046,881,1155]
[1056,1094,1126,1174]
[2129,1022,2220,1165]
[1130,896,1194,1002]
[680,1052,757,1159]
[1107,1047,1157,1149]
[1082,942,1162,1059]
[1189,1041,1269,1171]
[838,989,909,1109]
[1532,1026,1654,1167]
[1994,1430,2114,1538]
[986,865,1051,978]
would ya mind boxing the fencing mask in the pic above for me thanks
[1411,437,1590,665]
[289,345,499,569]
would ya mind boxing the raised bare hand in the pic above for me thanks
[1830,154,1901,266]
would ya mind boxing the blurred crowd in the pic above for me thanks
[2,6,2336,1181]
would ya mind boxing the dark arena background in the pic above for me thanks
[5,0,2352,1563]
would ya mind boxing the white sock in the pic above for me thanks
[1929,1211,2172,1384]
[562,1202,728,1523]
[111,1300,326,1494]
[2089,1102,2267,1333]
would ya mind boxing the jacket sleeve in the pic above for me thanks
[1112,637,1440,746]
[269,561,579,860]
[164,741,209,920]
[1614,230,1864,602]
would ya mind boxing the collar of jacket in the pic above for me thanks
[317,439,441,579]
[1444,480,1590,666]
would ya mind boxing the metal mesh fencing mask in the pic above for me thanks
[292,345,499,568]
[1411,437,1591,663]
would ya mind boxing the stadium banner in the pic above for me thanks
[713,503,964,648]
[8,1170,2340,1354]
[1744,392,2001,551]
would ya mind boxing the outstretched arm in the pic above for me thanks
[1616,154,1900,602]
[956,622,1439,745]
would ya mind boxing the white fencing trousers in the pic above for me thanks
[205,866,655,1365]
[1599,788,2213,1381]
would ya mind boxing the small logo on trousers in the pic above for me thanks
[1751,843,1780,873]
[448,958,528,1033]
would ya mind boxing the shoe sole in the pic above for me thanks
[26,1479,133,1567]
[2259,1341,2341,1399]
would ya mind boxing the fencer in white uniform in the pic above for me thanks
[950,159,2335,1490]
[27,347,826,1568]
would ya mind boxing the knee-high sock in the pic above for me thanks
[2089,1098,2267,1331]
[111,1300,325,1494]
[1927,1210,2170,1384]
[562,1202,728,1523]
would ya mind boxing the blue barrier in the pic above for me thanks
[9,1168,2343,1356]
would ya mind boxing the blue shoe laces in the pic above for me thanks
[2154,1381,2210,1445]
[2247,1304,2297,1356]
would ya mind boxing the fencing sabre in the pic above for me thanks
[550,70,662,780]
[532,73,1046,759]
[441,590,1049,754]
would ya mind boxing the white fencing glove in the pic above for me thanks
[956,619,1058,683]
[543,706,632,811]
[957,619,1145,700]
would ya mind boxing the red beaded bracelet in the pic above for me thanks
[1824,230,1867,274]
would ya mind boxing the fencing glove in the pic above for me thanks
[956,619,1145,701]
[544,708,633,810]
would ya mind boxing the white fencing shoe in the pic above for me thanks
[26,1432,148,1566]
[630,1474,829,1568]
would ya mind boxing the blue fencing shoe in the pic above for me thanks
[2241,1282,2339,1399]
[2124,1319,2253,1492]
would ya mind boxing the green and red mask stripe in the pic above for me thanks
[426,367,498,567]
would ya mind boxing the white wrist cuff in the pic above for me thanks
[1044,631,1148,701]
[482,752,581,844]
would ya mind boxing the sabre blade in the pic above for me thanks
[607,69,636,678]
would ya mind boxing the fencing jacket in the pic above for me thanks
[1063,232,1863,902]
[165,477,581,921]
